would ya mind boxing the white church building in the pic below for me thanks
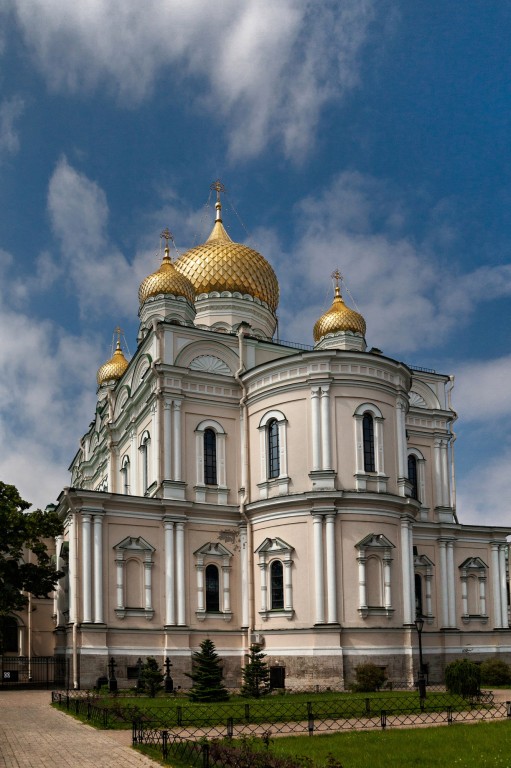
[50,184,510,690]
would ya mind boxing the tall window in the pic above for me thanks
[362,413,375,472]
[270,560,284,609]
[205,564,220,612]
[204,429,217,485]
[408,454,419,500]
[415,573,423,616]
[121,456,130,495]
[267,419,280,478]
[140,432,150,493]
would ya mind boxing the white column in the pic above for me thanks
[441,440,450,507]
[144,560,153,611]
[357,554,367,610]
[176,522,185,625]
[383,553,392,610]
[375,417,385,474]
[325,513,337,623]
[311,387,321,471]
[396,397,407,485]
[93,514,103,623]
[173,401,182,482]
[164,401,172,480]
[313,514,325,623]
[447,540,456,627]
[491,544,502,628]
[155,396,162,488]
[461,575,468,616]
[499,545,508,628]
[196,560,205,612]
[115,558,124,610]
[222,564,231,613]
[218,434,226,487]
[279,420,288,477]
[240,526,249,627]
[54,534,63,625]
[130,428,138,495]
[81,514,92,623]
[259,560,268,613]
[479,577,487,617]
[425,572,433,618]
[151,402,158,488]
[284,557,293,612]
[434,439,442,507]
[320,387,332,470]
[439,540,449,627]
[164,520,175,626]
[401,518,412,624]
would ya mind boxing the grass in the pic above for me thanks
[135,721,511,768]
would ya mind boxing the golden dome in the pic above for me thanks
[97,339,129,386]
[313,286,366,342]
[139,248,196,306]
[174,201,279,312]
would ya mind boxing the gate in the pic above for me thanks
[0,657,69,689]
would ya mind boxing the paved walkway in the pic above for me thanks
[0,690,156,767]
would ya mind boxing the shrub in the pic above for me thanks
[241,645,271,698]
[186,638,230,702]
[480,658,511,686]
[445,659,481,698]
[138,657,164,698]
[352,663,386,692]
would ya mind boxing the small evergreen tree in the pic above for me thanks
[352,663,386,692]
[139,656,164,698]
[187,638,230,702]
[241,644,271,698]
[445,658,481,698]
[480,658,511,687]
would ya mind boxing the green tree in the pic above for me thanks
[352,663,386,692]
[445,658,481,698]
[0,482,63,650]
[186,638,230,702]
[480,658,511,687]
[138,656,164,697]
[241,644,271,698]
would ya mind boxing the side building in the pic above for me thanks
[53,189,510,689]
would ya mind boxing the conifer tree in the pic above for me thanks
[187,638,230,702]
[241,644,271,698]
[139,656,164,697]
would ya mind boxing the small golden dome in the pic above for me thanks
[97,339,129,386]
[139,248,196,306]
[313,286,366,342]
[174,200,279,312]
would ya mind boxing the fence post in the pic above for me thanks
[308,712,314,736]
[380,710,387,730]
[87,702,91,720]
[447,706,453,725]
[132,720,137,745]
[202,742,210,768]
[177,705,182,726]
[227,717,234,739]
[161,730,168,759]
[365,698,371,716]
[245,703,250,722]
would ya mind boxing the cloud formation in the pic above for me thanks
[5,0,383,159]
[0,96,24,155]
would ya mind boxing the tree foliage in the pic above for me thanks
[480,657,511,687]
[352,663,386,692]
[186,638,230,702]
[241,644,271,698]
[138,656,164,697]
[445,658,481,698]
[0,481,63,620]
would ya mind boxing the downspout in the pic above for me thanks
[70,502,79,689]
[152,319,164,493]
[235,325,252,654]
[447,375,458,524]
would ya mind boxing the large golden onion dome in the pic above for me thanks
[97,338,129,386]
[139,245,195,306]
[174,200,279,312]
[313,285,366,342]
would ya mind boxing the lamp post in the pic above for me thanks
[414,616,426,699]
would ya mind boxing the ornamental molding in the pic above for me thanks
[190,355,231,376]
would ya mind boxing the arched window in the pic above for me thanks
[121,455,130,495]
[270,560,284,609]
[204,429,217,485]
[267,419,280,479]
[408,455,419,500]
[205,564,220,612]
[140,432,150,493]
[362,413,375,472]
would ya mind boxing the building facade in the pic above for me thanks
[47,188,509,689]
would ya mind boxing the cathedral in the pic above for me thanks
[43,184,510,689]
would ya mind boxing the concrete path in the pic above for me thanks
[0,690,156,767]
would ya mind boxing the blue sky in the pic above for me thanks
[0,1,509,526]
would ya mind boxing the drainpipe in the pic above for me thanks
[447,376,458,524]
[69,502,79,689]
[235,325,252,654]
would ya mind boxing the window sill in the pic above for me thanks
[194,484,229,504]
[358,606,394,619]
[115,608,155,621]
[259,608,294,622]
[257,476,290,499]
[195,610,232,623]
[462,614,488,624]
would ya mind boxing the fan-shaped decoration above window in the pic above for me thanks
[189,355,231,375]
[409,391,427,408]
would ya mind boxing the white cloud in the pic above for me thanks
[0,95,24,155]
[457,445,511,528]
[452,356,511,423]
[6,0,385,159]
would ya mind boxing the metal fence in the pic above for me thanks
[1,657,69,689]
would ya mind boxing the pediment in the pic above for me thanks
[194,541,233,558]
[459,557,488,570]
[114,536,155,553]
[414,554,435,568]
[255,536,294,554]
[356,533,395,550]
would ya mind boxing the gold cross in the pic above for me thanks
[160,228,173,245]
[210,179,226,201]
[331,268,343,287]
